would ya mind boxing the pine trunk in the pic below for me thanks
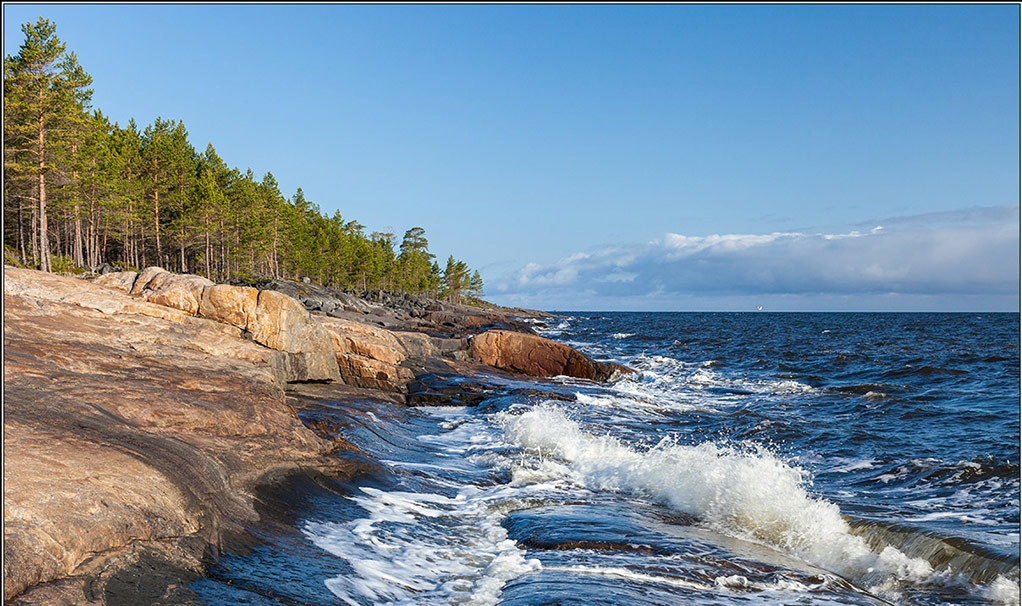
[219,217,226,280]
[37,114,51,273]
[30,201,38,267]
[18,200,26,264]
[179,170,186,272]
[153,160,161,263]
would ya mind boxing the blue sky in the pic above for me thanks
[4,4,1018,310]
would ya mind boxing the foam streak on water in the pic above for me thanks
[304,485,540,606]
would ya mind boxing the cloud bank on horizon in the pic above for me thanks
[490,206,1019,311]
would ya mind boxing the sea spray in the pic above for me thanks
[498,405,936,595]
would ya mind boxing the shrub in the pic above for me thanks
[3,245,28,268]
[51,255,85,275]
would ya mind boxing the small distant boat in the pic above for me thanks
[757,306,764,311]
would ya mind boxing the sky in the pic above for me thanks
[4,4,1019,311]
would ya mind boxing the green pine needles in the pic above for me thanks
[3,17,483,303]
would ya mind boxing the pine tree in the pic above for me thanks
[140,117,175,266]
[4,18,87,271]
[4,17,486,295]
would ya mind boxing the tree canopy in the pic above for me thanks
[3,17,483,302]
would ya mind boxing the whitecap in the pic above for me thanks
[498,406,938,597]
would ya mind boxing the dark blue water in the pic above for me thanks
[194,312,1020,606]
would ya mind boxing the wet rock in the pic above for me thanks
[405,374,491,406]
[594,361,635,381]
[509,387,576,402]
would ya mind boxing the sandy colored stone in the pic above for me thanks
[319,316,407,365]
[140,272,214,315]
[199,283,260,329]
[249,290,340,382]
[3,271,340,603]
[335,352,414,392]
[93,270,138,293]
[129,266,169,295]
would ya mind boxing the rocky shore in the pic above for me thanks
[2,266,630,605]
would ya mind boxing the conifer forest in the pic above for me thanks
[3,18,485,303]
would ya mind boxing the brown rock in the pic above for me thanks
[199,283,260,329]
[93,270,138,293]
[335,352,414,392]
[319,316,407,365]
[316,316,415,391]
[3,269,340,604]
[468,329,632,381]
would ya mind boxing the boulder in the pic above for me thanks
[249,290,339,382]
[94,262,117,275]
[130,266,169,295]
[335,352,414,392]
[93,271,138,293]
[199,284,259,330]
[468,329,632,381]
[140,272,214,315]
[319,316,407,365]
[317,316,414,391]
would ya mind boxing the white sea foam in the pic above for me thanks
[603,355,815,415]
[981,575,1022,604]
[304,485,541,606]
[498,406,938,597]
[544,565,711,591]
[304,407,541,605]
[829,457,878,473]
[612,333,635,339]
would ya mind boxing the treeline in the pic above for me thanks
[3,18,483,304]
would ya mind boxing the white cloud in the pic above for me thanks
[490,206,1020,310]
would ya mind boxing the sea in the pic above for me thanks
[193,312,1020,606]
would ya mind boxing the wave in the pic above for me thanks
[846,517,1019,585]
[498,406,1020,601]
[611,355,816,407]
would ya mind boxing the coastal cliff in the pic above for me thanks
[2,266,624,605]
